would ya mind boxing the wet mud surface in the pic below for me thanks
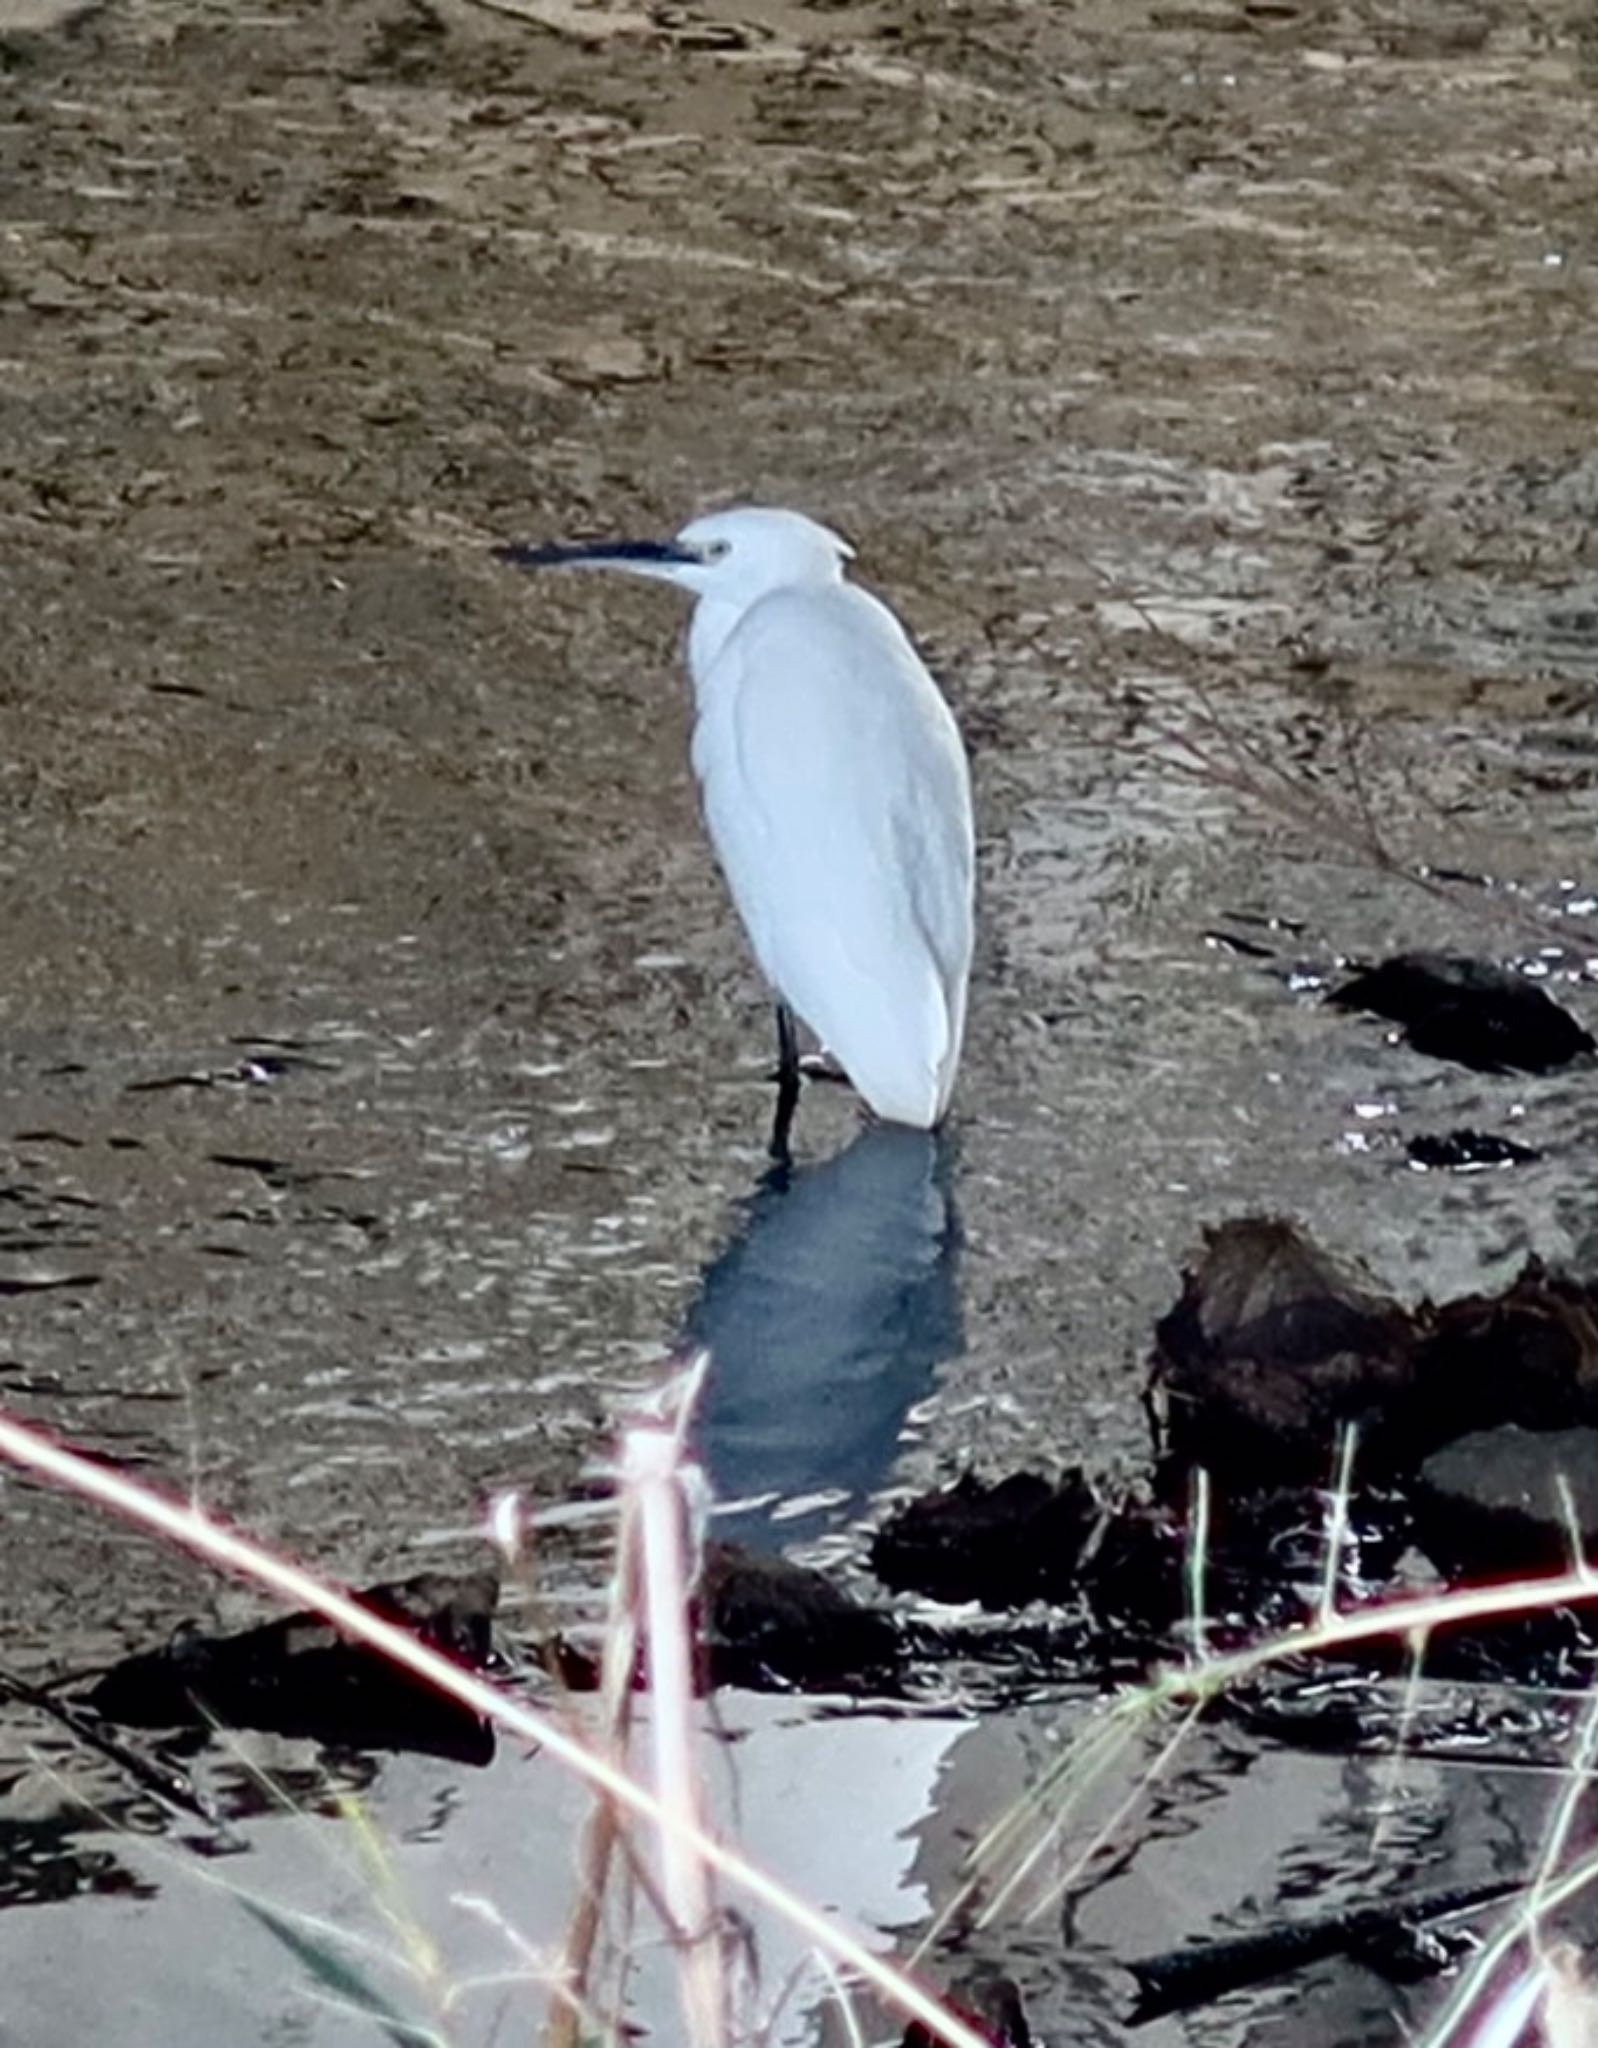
[2,0,1598,2039]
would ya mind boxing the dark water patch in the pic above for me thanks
[1405,1128,1541,1172]
[125,1045,339,1094]
[0,1272,99,1296]
[207,1151,336,1190]
[124,1071,224,1095]
[1204,926,1277,960]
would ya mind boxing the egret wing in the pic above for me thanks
[690,583,974,1125]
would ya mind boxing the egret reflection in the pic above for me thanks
[685,1124,963,1548]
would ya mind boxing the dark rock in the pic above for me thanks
[700,1543,900,1690]
[869,1463,1407,1638]
[85,1571,498,1764]
[1406,1129,1541,1172]
[1413,1261,1598,1438]
[1414,1424,1598,1575]
[1153,1222,1598,1488]
[1150,1217,1419,1484]
[871,1470,1103,1608]
[1328,952,1594,1073]
[541,1545,901,1694]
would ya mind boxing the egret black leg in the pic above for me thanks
[770,1002,800,1160]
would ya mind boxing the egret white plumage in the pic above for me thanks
[496,506,975,1153]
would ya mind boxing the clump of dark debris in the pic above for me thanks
[85,1571,500,1764]
[874,1214,1598,1686]
[1328,951,1593,1074]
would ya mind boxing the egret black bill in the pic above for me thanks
[493,539,704,569]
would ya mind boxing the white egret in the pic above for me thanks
[496,506,975,1153]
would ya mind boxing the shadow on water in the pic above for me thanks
[684,1123,964,1549]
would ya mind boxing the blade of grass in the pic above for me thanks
[238,1894,451,2048]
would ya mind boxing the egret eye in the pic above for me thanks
[702,539,732,562]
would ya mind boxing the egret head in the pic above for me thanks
[495,505,854,605]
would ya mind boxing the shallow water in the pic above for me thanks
[3,0,1598,2038]
[1,1678,1582,2045]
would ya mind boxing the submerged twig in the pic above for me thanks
[0,1661,219,1829]
[1126,1876,1522,2025]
